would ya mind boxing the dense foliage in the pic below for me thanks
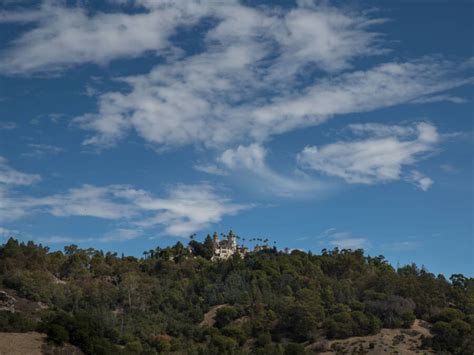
[0,236,472,354]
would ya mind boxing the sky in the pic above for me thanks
[0,0,472,276]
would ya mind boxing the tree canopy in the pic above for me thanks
[0,236,472,354]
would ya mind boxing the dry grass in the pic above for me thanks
[0,332,83,355]
[311,319,434,354]
[199,304,229,327]
[0,332,45,355]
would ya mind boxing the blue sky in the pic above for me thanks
[0,0,472,276]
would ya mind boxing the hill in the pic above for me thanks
[0,235,472,354]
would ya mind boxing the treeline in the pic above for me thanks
[0,236,472,354]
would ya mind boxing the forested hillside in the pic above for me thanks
[0,236,472,354]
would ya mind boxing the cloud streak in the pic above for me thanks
[0,158,250,237]
[197,143,330,197]
[297,122,439,190]
[3,183,250,237]
[0,1,382,75]
[3,2,471,156]
[0,1,208,74]
[0,156,41,186]
[319,228,369,250]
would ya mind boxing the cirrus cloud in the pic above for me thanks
[297,122,439,190]
[0,159,251,237]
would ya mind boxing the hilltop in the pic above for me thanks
[0,236,472,354]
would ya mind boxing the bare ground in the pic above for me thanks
[0,332,83,355]
[0,332,45,355]
[199,304,229,327]
[312,319,433,354]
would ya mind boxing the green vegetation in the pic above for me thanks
[0,235,472,354]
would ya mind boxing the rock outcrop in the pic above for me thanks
[0,290,17,312]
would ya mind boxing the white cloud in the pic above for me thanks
[0,157,41,221]
[406,170,433,191]
[130,184,249,236]
[75,55,472,149]
[219,144,267,171]
[348,123,417,138]
[40,228,145,244]
[411,94,467,104]
[297,122,439,190]
[0,1,381,75]
[1,2,472,152]
[330,237,368,250]
[22,143,63,158]
[0,156,41,186]
[0,1,209,74]
[37,185,138,219]
[0,187,31,221]
[193,164,229,176]
[0,226,18,238]
[208,143,329,197]
[319,229,369,250]
[250,60,472,140]
[0,182,250,238]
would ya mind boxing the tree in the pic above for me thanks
[215,306,239,328]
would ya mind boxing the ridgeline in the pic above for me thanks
[0,235,472,354]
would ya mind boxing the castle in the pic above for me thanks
[211,231,248,261]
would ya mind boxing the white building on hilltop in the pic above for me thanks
[211,231,247,261]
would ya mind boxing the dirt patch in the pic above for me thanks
[200,304,228,327]
[0,332,45,355]
[0,332,83,355]
[310,319,433,354]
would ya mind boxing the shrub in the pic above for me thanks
[215,306,239,328]
[47,324,70,345]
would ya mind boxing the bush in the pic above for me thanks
[324,311,353,339]
[210,334,238,352]
[215,306,239,328]
[47,324,69,345]
[430,319,473,353]
[284,342,305,355]
[125,340,143,353]
[256,331,272,347]
[221,325,246,345]
[0,311,36,332]
[401,311,416,328]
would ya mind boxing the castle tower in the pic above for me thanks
[227,230,237,249]
[213,232,219,244]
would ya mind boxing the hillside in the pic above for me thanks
[0,235,472,354]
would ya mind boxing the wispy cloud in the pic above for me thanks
[75,55,472,150]
[0,157,42,221]
[0,156,41,186]
[193,164,229,176]
[0,2,206,74]
[4,2,470,154]
[440,164,459,174]
[381,240,421,252]
[39,228,144,244]
[22,143,63,158]
[0,121,16,130]
[317,228,369,250]
[411,94,467,104]
[297,122,439,190]
[198,143,330,197]
[0,226,19,238]
[0,1,383,75]
[0,181,251,238]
